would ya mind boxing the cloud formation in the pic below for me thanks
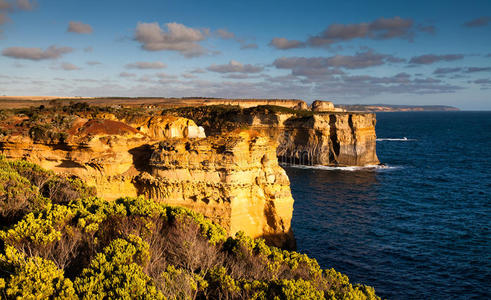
[15,0,35,10]
[67,21,93,34]
[2,45,73,60]
[134,22,208,57]
[269,37,305,50]
[215,28,258,50]
[240,42,258,50]
[465,67,491,73]
[216,28,235,39]
[314,73,462,96]
[409,54,464,65]
[0,0,11,11]
[120,72,136,77]
[433,67,462,74]
[207,60,263,73]
[327,51,402,69]
[0,0,35,33]
[463,16,491,27]
[86,61,101,66]
[61,62,79,71]
[125,61,166,69]
[273,51,403,79]
[308,17,414,46]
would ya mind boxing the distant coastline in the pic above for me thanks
[337,104,460,112]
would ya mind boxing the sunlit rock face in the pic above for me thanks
[135,130,295,248]
[166,107,379,167]
[0,116,295,248]
[311,100,335,112]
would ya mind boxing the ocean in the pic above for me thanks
[286,112,491,299]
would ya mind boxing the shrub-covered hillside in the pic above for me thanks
[0,156,379,299]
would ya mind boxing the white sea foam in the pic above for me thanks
[281,163,401,172]
[377,137,416,142]
[376,137,416,141]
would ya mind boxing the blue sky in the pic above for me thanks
[0,0,490,109]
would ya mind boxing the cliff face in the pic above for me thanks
[166,106,379,166]
[135,130,295,248]
[0,119,151,200]
[247,112,378,166]
[0,115,294,248]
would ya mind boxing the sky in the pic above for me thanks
[0,0,490,110]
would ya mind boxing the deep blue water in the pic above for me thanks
[287,112,491,299]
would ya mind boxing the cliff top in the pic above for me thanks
[68,119,141,137]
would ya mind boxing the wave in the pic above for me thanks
[377,137,416,141]
[281,163,401,172]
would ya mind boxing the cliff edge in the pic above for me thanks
[164,105,379,166]
[0,108,294,248]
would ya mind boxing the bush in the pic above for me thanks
[74,236,163,299]
[0,246,76,299]
[0,158,380,299]
[0,157,96,227]
[0,168,47,225]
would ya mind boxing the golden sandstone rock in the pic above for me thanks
[0,101,378,248]
[170,106,379,166]
[135,130,295,248]
[0,116,294,248]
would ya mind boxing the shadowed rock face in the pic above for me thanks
[0,115,295,248]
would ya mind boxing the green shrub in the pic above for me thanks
[0,246,76,299]
[0,168,47,225]
[0,158,380,300]
[74,235,163,299]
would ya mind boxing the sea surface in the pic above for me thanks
[286,112,491,299]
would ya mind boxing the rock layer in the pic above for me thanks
[135,131,295,248]
[0,116,294,248]
[166,106,379,166]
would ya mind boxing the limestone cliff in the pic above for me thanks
[165,106,379,166]
[311,100,346,112]
[135,130,295,248]
[0,113,294,248]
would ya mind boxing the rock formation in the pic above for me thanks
[135,130,295,248]
[165,106,379,166]
[0,101,379,248]
[0,114,294,248]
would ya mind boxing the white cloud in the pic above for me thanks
[125,61,166,69]
[67,21,93,34]
[207,60,263,73]
[216,28,235,39]
[269,37,305,50]
[134,22,208,57]
[2,45,73,60]
[61,62,80,71]
[120,72,136,77]
[16,0,35,10]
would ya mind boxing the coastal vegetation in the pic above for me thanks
[0,156,379,299]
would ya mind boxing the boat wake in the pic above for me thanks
[377,137,416,141]
[281,163,401,172]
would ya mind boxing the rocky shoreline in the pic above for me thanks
[0,99,378,249]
